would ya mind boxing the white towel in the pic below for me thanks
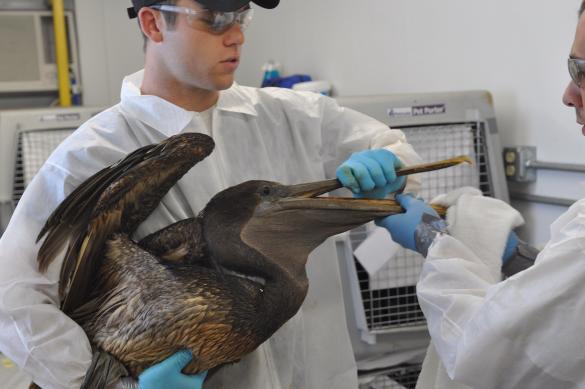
[415,187,524,389]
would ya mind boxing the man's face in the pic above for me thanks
[563,12,585,135]
[157,0,245,91]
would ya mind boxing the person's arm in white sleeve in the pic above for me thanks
[0,163,92,389]
[416,196,585,388]
[316,93,423,194]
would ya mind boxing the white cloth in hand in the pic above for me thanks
[430,187,524,282]
[416,187,524,389]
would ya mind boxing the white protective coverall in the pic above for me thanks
[0,69,421,389]
[415,188,585,388]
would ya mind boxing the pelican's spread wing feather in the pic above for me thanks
[37,144,156,271]
[138,218,208,265]
[36,133,215,313]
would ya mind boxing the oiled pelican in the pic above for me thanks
[35,133,465,387]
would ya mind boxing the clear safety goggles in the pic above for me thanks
[568,57,585,87]
[149,4,254,34]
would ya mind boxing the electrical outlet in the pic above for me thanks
[503,146,537,182]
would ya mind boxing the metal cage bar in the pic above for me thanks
[12,128,74,205]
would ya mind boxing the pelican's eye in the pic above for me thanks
[261,186,271,196]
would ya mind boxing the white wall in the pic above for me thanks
[238,0,585,247]
[75,0,145,106]
[75,0,585,246]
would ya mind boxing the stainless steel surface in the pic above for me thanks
[509,191,575,207]
[527,160,585,173]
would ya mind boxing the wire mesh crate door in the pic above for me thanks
[13,128,75,205]
[351,123,492,333]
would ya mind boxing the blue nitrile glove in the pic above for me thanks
[336,149,406,199]
[139,350,207,389]
[501,231,538,277]
[375,193,447,256]
[502,230,519,264]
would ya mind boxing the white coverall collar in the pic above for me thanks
[120,69,258,137]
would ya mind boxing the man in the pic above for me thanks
[0,0,421,388]
[377,1,585,388]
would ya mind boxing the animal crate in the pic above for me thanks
[358,363,423,389]
[334,91,509,365]
[0,107,101,236]
[12,128,75,204]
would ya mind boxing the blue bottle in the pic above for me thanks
[261,60,281,87]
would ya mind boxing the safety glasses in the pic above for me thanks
[568,57,585,87]
[150,4,254,34]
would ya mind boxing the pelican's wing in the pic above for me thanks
[138,218,209,265]
[79,350,129,389]
[36,132,215,313]
[37,144,157,271]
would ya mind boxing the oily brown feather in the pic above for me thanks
[33,131,467,386]
[70,234,271,377]
[36,133,215,313]
[62,134,214,313]
[138,218,208,264]
[36,143,160,272]
[79,350,129,389]
[37,136,206,271]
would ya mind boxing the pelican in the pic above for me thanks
[35,132,467,387]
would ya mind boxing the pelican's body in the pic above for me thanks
[35,132,460,385]
[81,234,295,376]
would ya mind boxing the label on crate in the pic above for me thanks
[388,103,446,117]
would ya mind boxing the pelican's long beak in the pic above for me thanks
[283,155,472,199]
[276,185,447,224]
[241,157,469,271]
[279,155,472,215]
[241,155,470,264]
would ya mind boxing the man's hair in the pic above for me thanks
[581,0,585,16]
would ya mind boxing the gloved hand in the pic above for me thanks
[502,230,519,264]
[501,230,539,277]
[139,350,207,389]
[375,193,447,256]
[336,149,405,199]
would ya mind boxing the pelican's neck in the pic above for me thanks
[257,265,309,335]
[204,216,311,332]
[209,235,310,334]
